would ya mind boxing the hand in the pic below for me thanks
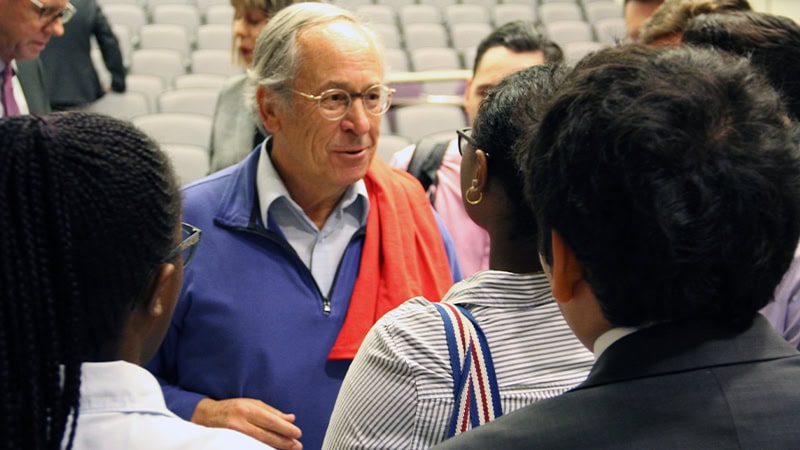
[191,397,303,450]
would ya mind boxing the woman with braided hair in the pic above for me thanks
[0,112,271,450]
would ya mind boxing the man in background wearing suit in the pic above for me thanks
[40,0,126,110]
[434,44,800,449]
[0,0,72,116]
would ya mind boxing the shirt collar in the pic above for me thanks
[255,138,369,228]
[593,326,639,359]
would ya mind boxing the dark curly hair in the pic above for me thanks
[0,112,180,450]
[527,45,800,330]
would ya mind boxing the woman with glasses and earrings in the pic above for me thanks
[324,64,595,449]
[208,0,315,173]
[0,112,273,450]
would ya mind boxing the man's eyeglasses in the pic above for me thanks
[294,84,396,121]
[457,127,479,156]
[30,0,77,25]
[163,223,202,267]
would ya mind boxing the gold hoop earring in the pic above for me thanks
[465,180,483,205]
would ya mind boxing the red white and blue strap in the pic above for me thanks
[434,303,503,437]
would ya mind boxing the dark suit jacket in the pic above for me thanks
[39,0,125,108]
[15,59,51,115]
[433,316,800,449]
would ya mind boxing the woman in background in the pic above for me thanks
[208,0,310,172]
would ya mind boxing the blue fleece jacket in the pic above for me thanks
[146,149,461,450]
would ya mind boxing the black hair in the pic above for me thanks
[472,21,563,75]
[682,10,800,121]
[472,64,568,239]
[527,45,800,330]
[0,112,180,450]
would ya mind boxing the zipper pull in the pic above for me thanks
[323,298,331,315]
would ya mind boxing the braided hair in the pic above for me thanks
[0,112,180,450]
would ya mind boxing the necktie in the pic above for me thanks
[2,64,21,117]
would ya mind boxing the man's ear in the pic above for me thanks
[462,77,474,114]
[256,86,281,134]
[549,229,583,304]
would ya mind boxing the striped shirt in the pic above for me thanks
[323,270,595,449]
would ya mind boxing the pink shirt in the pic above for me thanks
[391,139,490,277]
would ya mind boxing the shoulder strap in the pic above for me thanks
[407,136,450,198]
[433,303,503,438]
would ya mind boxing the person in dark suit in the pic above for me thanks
[433,44,800,449]
[0,0,72,116]
[15,58,51,114]
[39,0,125,110]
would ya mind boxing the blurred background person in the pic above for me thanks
[0,0,73,116]
[208,0,312,172]
[39,0,126,110]
[0,112,272,450]
[324,64,593,449]
[624,0,664,41]
[638,0,751,45]
[391,21,562,277]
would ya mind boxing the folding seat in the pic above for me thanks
[403,23,449,51]
[562,41,604,63]
[443,4,491,26]
[103,4,147,42]
[545,20,594,45]
[426,0,457,10]
[372,23,403,49]
[333,0,374,11]
[126,74,166,112]
[450,22,493,52]
[139,24,192,61]
[459,0,496,8]
[384,48,410,73]
[462,46,477,71]
[375,0,415,10]
[129,49,187,86]
[399,5,441,26]
[539,3,584,24]
[394,104,466,143]
[409,47,463,95]
[355,5,397,26]
[173,73,229,89]
[132,112,213,149]
[151,4,201,43]
[87,92,150,119]
[585,1,623,24]
[196,24,232,50]
[196,0,229,17]
[191,49,243,77]
[109,24,133,68]
[376,134,411,164]
[493,4,536,26]
[205,5,234,24]
[593,17,626,44]
[145,0,192,16]
[157,87,220,116]
[160,144,210,185]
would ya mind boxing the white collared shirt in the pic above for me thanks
[66,361,272,449]
[255,141,369,298]
[0,60,31,117]
[593,326,639,359]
